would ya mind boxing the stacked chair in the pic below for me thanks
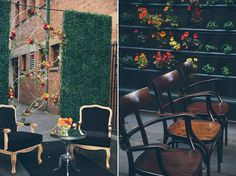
[120,61,229,176]
[120,87,203,176]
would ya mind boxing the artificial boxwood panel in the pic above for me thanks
[0,1,10,104]
[60,11,112,120]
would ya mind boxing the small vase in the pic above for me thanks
[58,126,69,136]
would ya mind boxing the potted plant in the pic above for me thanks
[206,21,218,29]
[223,21,234,30]
[222,43,233,54]
[205,44,218,52]
[202,64,215,74]
[221,66,231,76]
[152,51,176,70]
[120,55,136,68]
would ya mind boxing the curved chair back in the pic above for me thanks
[119,87,152,167]
[0,105,17,132]
[152,70,185,113]
[79,105,112,134]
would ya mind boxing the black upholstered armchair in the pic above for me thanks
[0,105,43,175]
[70,104,113,168]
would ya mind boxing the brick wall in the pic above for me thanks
[10,0,117,114]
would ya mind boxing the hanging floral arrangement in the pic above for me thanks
[152,51,176,69]
[134,53,149,69]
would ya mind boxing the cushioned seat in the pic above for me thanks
[135,149,202,176]
[72,131,111,147]
[187,102,229,116]
[0,132,42,152]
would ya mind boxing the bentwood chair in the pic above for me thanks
[120,87,203,176]
[0,105,43,175]
[152,70,223,176]
[178,61,230,146]
[70,104,113,168]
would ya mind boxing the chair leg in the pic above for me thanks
[105,148,111,169]
[217,142,221,173]
[225,119,228,146]
[38,144,43,164]
[206,160,210,176]
[11,152,17,175]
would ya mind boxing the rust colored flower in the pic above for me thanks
[159,31,166,37]
[44,61,50,68]
[42,93,50,101]
[164,5,169,12]
[184,31,189,37]
[134,54,139,61]
[26,38,34,45]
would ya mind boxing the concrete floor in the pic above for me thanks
[119,112,236,176]
[0,103,117,176]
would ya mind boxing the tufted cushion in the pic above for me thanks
[81,107,110,133]
[72,131,111,147]
[0,132,42,151]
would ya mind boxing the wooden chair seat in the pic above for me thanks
[168,119,221,141]
[135,149,202,176]
[187,102,229,116]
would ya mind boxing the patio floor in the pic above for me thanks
[119,112,236,176]
[0,102,117,176]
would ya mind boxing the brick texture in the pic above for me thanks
[10,0,117,114]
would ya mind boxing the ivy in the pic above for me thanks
[60,11,112,121]
[0,0,10,104]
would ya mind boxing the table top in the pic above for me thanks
[50,130,86,141]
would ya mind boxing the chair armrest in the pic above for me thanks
[108,125,112,138]
[173,91,215,104]
[125,144,168,152]
[3,128,11,150]
[17,121,38,133]
[187,78,222,89]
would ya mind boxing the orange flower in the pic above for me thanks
[44,61,50,68]
[164,5,169,12]
[42,93,49,101]
[159,31,166,37]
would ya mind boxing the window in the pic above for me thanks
[22,54,26,71]
[51,44,60,68]
[15,1,20,26]
[29,52,36,71]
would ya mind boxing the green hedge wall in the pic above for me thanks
[0,1,10,104]
[60,11,112,120]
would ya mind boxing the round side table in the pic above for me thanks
[50,132,86,176]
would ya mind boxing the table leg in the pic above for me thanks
[53,155,63,172]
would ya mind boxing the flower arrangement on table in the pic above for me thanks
[57,117,73,136]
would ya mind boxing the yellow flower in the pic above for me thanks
[170,37,174,42]
[193,58,198,62]
[164,6,169,12]
[174,44,181,50]
[159,31,166,37]
[170,41,177,46]
[186,58,193,62]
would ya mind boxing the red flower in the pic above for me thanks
[194,8,201,17]
[10,31,16,40]
[147,20,151,24]
[184,32,189,37]
[193,33,198,39]
[134,29,139,34]
[187,6,191,11]
[26,38,34,45]
[43,24,48,30]
[181,35,185,41]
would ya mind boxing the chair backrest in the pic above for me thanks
[0,105,17,132]
[79,105,112,134]
[119,87,151,149]
[177,61,196,89]
[152,70,185,113]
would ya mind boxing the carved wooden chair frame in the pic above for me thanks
[0,104,43,175]
[70,104,113,168]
